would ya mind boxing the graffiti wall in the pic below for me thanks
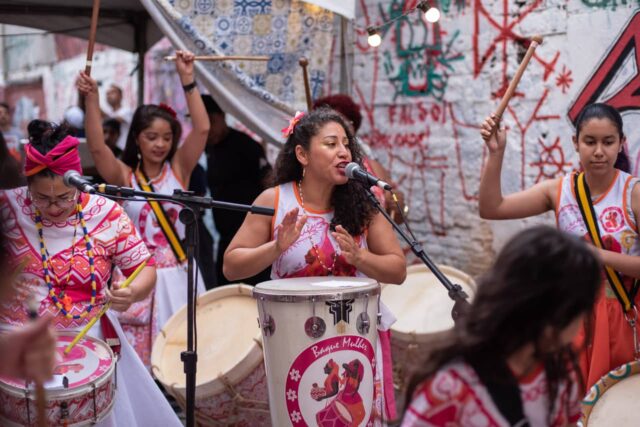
[350,1,640,274]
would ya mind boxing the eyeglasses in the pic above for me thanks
[28,190,79,209]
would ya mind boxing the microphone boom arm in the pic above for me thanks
[363,187,470,321]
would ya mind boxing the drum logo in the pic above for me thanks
[285,335,376,427]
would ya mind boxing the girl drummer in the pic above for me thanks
[76,50,209,367]
[223,107,406,420]
[402,226,601,426]
[0,120,183,426]
[478,103,640,390]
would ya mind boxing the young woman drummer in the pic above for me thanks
[478,103,640,391]
[0,120,183,425]
[402,226,601,426]
[224,108,406,420]
[77,50,209,367]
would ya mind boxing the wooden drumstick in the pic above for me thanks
[299,57,313,111]
[163,55,270,62]
[64,258,148,355]
[489,35,543,135]
[84,0,101,75]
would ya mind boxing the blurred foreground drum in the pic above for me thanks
[253,277,380,427]
[582,361,640,425]
[381,264,476,415]
[0,332,116,426]
[152,284,270,426]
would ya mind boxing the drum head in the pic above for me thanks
[582,361,640,425]
[253,277,379,302]
[0,332,114,395]
[381,264,475,338]
[151,284,262,397]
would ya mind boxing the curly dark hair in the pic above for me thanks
[406,226,601,423]
[25,119,74,182]
[312,94,363,133]
[272,107,376,235]
[120,104,182,170]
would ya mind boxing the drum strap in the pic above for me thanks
[100,315,121,357]
[134,168,187,264]
[573,172,640,312]
[467,358,530,427]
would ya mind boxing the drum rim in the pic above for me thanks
[383,264,476,337]
[152,284,264,399]
[0,397,115,427]
[0,331,116,399]
[253,277,380,302]
[581,360,640,423]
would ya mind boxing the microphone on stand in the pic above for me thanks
[345,162,392,191]
[63,170,95,194]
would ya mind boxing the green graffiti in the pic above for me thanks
[379,0,464,100]
[439,0,468,14]
[581,0,639,8]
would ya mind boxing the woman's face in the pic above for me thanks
[573,117,623,176]
[28,175,79,221]
[297,121,352,185]
[137,118,173,166]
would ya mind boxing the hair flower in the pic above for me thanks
[158,103,177,119]
[281,111,305,138]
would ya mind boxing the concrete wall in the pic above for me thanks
[349,1,640,275]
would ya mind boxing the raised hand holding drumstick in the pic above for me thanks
[482,35,543,141]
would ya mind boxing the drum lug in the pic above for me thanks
[357,312,371,335]
[260,314,275,337]
[305,316,326,338]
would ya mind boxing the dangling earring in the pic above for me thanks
[302,167,306,179]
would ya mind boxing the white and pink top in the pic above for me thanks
[402,361,581,427]
[125,162,187,269]
[270,182,367,279]
[0,188,150,330]
[556,170,640,257]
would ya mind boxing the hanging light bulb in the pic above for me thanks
[367,27,382,47]
[417,1,441,23]
[424,7,441,23]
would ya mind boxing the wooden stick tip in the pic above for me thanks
[531,35,543,44]
[298,57,309,66]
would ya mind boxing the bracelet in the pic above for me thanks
[182,81,197,93]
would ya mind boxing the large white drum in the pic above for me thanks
[381,264,476,415]
[253,277,380,427]
[582,361,640,425]
[0,332,116,427]
[152,284,270,426]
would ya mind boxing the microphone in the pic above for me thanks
[63,170,95,194]
[345,162,392,191]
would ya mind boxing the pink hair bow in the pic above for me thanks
[281,111,305,138]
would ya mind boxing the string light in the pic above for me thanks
[362,0,441,48]
[367,27,382,47]
[417,1,441,23]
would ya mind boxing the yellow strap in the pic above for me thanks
[135,170,187,263]
[576,172,632,311]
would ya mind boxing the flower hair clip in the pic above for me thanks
[158,103,177,119]
[281,111,305,138]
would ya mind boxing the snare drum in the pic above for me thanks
[381,264,476,414]
[0,332,117,427]
[152,284,270,426]
[582,361,640,425]
[253,277,380,427]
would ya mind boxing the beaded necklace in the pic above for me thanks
[35,200,97,319]
[297,180,338,275]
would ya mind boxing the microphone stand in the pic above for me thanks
[364,187,471,321]
[94,184,274,427]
